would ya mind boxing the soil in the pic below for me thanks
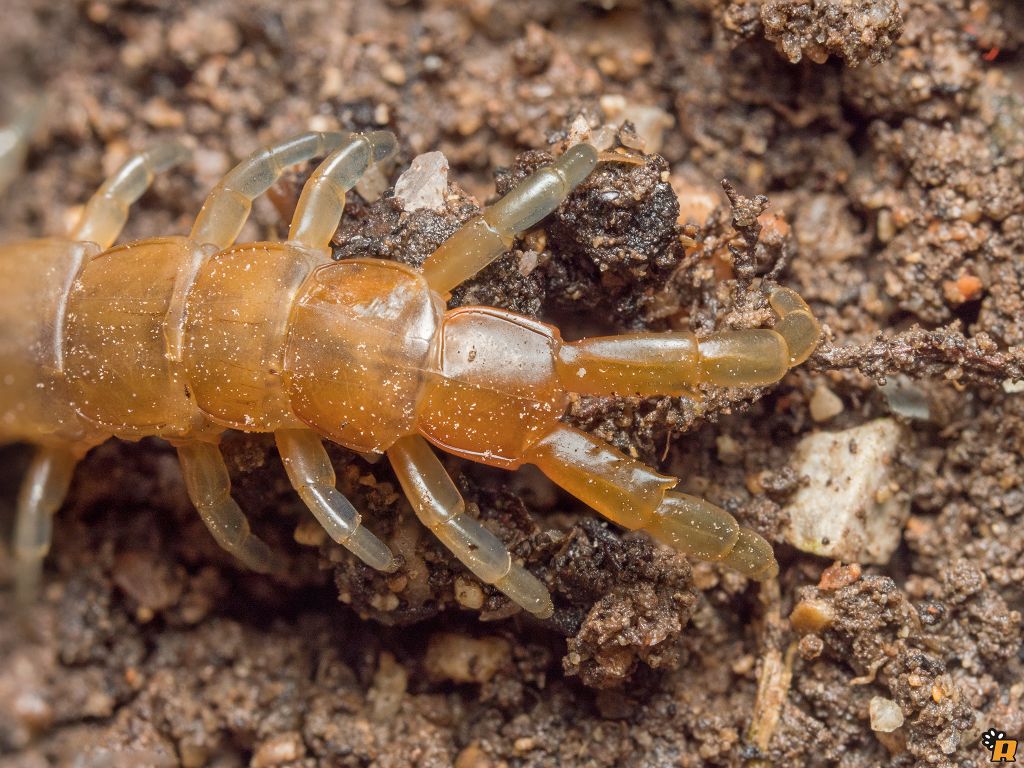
[1,1,1023,766]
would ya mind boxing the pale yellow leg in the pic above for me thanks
[553,288,820,396]
[696,287,819,385]
[176,442,281,573]
[769,286,819,365]
[12,445,78,603]
[525,424,778,581]
[720,528,779,580]
[388,435,553,618]
[288,131,397,249]
[70,142,192,249]
[696,329,791,387]
[275,429,397,572]
[0,97,45,194]
[189,131,348,251]
[421,143,599,294]
[556,332,703,398]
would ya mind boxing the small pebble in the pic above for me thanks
[513,737,537,754]
[381,60,407,86]
[869,696,904,732]
[882,376,930,421]
[715,434,742,464]
[783,419,908,564]
[817,561,862,591]
[876,209,895,242]
[454,576,485,610]
[455,742,495,768]
[393,151,449,212]
[293,516,328,546]
[598,95,673,153]
[252,732,306,767]
[809,383,844,422]
[141,98,184,129]
[1003,378,1024,393]
[424,632,510,684]
[790,598,835,633]
[13,691,52,734]
[368,652,408,721]
[355,164,390,203]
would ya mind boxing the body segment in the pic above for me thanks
[0,238,100,448]
[184,241,325,432]
[283,259,443,452]
[64,236,216,439]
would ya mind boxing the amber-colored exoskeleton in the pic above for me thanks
[0,121,819,618]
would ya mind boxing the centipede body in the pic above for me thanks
[0,125,820,617]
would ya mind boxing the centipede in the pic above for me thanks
[0,124,819,618]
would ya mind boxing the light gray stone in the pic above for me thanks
[393,151,449,212]
[783,418,908,564]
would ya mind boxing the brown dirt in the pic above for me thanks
[1,1,1023,766]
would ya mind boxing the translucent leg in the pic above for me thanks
[421,143,599,294]
[556,332,703,397]
[288,131,397,249]
[0,96,45,193]
[695,329,790,387]
[70,142,192,249]
[554,288,820,395]
[720,528,779,580]
[190,131,347,250]
[275,429,398,571]
[176,441,281,573]
[388,435,553,618]
[697,287,820,385]
[12,445,78,603]
[525,424,778,581]
[769,286,819,365]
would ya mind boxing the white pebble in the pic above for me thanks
[394,151,449,212]
[783,418,908,564]
[809,382,844,422]
[869,696,904,732]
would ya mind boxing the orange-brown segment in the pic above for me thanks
[184,241,326,431]
[63,236,214,438]
[284,258,443,453]
[416,308,567,468]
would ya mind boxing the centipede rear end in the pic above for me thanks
[0,121,817,618]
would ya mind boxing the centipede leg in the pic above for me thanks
[189,131,349,251]
[388,435,553,618]
[70,142,192,250]
[687,288,819,387]
[553,288,820,396]
[288,131,397,249]
[175,441,282,574]
[12,445,78,603]
[768,286,819,365]
[525,424,778,580]
[420,143,599,294]
[0,96,45,194]
[275,429,398,572]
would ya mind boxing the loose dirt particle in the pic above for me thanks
[869,696,904,732]
[424,633,511,685]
